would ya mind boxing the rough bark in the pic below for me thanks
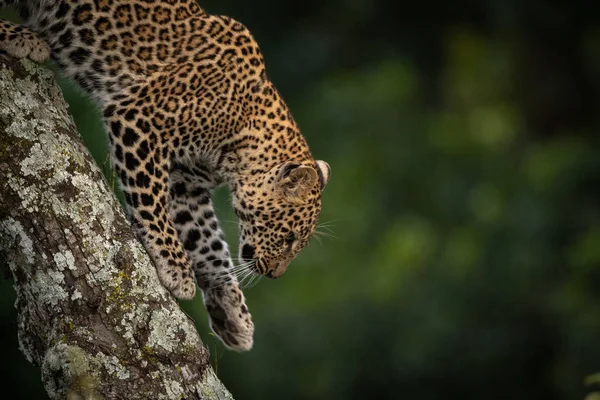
[0,54,233,399]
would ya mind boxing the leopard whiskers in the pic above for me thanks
[194,259,256,290]
[246,272,263,289]
[232,261,257,278]
[237,268,256,289]
[233,260,264,290]
[314,220,338,241]
[314,229,338,241]
[218,219,240,226]
[241,273,262,290]
[317,220,337,229]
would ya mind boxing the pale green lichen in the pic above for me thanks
[146,306,201,353]
[120,303,150,343]
[20,140,71,181]
[147,307,183,353]
[0,217,34,264]
[200,368,234,400]
[163,379,184,399]
[53,250,76,272]
[32,270,69,307]
[94,352,130,380]
[1,218,70,308]
[0,67,72,138]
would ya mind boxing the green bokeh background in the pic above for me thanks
[2,1,600,399]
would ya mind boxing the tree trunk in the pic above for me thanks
[0,54,233,399]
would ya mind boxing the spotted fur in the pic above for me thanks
[0,0,331,351]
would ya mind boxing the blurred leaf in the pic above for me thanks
[469,183,505,225]
[443,227,483,277]
[569,228,600,271]
[370,216,437,300]
[585,373,600,387]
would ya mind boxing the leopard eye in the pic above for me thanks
[285,232,296,244]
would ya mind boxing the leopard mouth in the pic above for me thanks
[240,243,290,279]
[245,258,275,279]
[252,258,270,277]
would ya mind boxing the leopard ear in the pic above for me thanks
[315,160,331,190]
[277,163,318,202]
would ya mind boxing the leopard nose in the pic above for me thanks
[241,244,255,262]
[269,259,291,279]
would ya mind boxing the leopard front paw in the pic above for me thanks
[204,284,254,351]
[154,254,197,300]
[166,269,196,300]
[1,29,50,62]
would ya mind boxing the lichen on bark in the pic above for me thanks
[0,55,233,399]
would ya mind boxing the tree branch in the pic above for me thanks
[0,54,233,399]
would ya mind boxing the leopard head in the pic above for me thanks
[233,160,331,278]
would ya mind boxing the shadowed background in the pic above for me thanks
[2,0,600,399]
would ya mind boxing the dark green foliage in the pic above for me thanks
[2,1,600,398]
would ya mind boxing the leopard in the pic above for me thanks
[0,0,331,351]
